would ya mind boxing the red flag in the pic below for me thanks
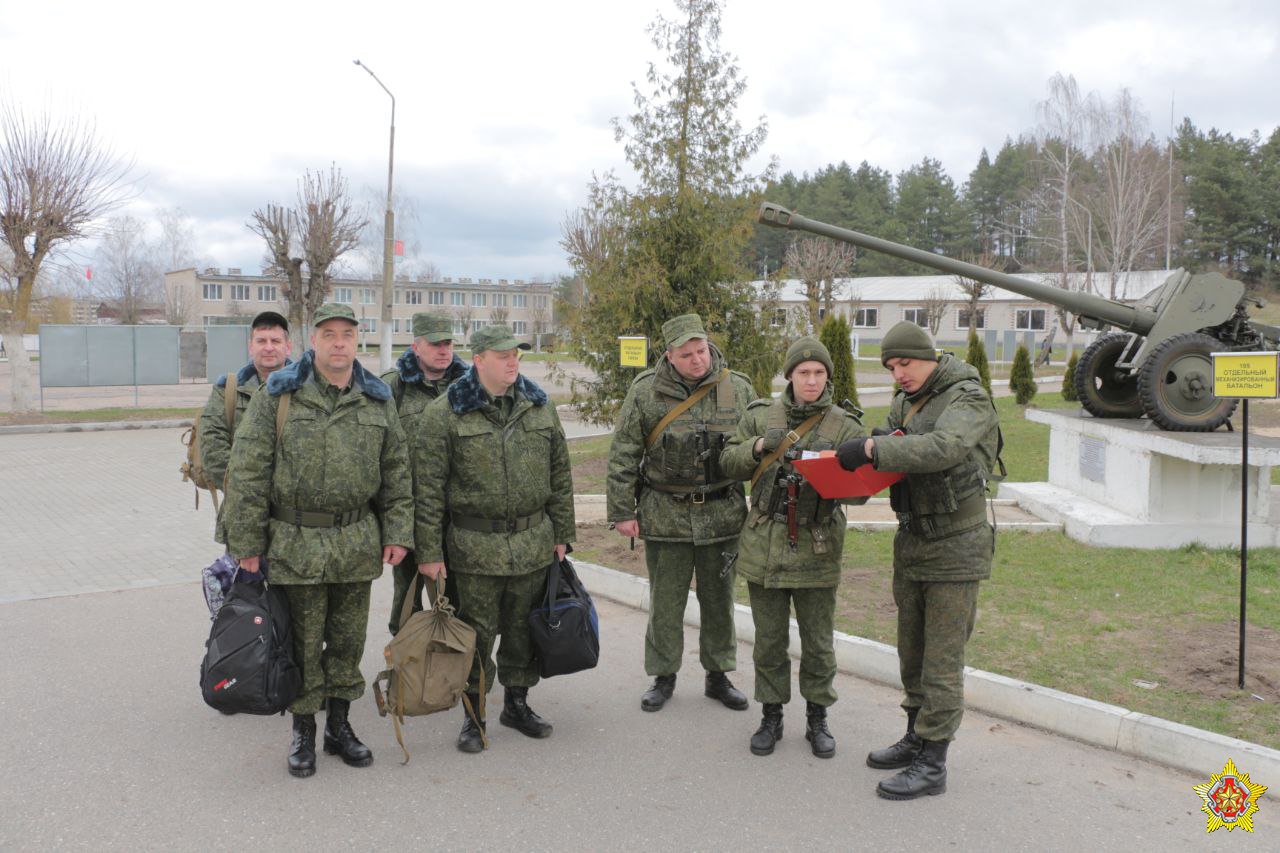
[394,240,404,257]
[85,266,93,281]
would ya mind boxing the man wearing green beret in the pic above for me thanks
[835,321,1002,799]
[414,323,575,753]
[606,313,754,713]
[223,302,414,777]
[720,336,865,758]
[381,312,469,635]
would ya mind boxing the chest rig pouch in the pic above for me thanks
[750,402,848,554]
[645,370,738,497]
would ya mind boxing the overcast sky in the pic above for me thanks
[3,0,1277,283]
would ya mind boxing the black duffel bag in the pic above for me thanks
[528,557,600,678]
[200,572,301,715]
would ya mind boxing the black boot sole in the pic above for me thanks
[499,711,553,738]
[641,694,672,712]
[705,689,749,710]
[323,738,373,767]
[875,781,946,800]
[749,742,777,756]
[806,733,835,759]
[288,760,316,778]
[457,738,485,754]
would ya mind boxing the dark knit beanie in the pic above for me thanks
[880,321,938,366]
[783,336,834,379]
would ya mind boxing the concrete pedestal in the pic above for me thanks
[999,408,1280,548]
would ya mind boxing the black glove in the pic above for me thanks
[871,426,893,437]
[836,438,871,471]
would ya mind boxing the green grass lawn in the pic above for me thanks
[0,407,200,425]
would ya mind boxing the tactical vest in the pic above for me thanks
[750,400,847,529]
[643,369,738,495]
[890,378,999,541]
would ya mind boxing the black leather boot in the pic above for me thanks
[804,701,835,758]
[641,674,676,712]
[499,686,553,738]
[705,672,749,710]
[866,708,922,769]
[749,703,784,756]
[457,693,486,753]
[323,698,373,767]
[287,713,316,778]
[876,738,949,800]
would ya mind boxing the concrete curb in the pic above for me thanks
[0,418,194,436]
[573,559,1280,781]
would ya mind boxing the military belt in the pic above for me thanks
[271,503,371,528]
[901,492,988,538]
[645,480,737,505]
[450,509,546,534]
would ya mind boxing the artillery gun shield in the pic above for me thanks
[1136,332,1238,431]
[1074,334,1144,419]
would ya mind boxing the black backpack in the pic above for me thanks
[527,557,600,678]
[200,575,301,715]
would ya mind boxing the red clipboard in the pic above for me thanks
[788,430,906,498]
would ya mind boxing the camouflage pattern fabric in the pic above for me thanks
[892,576,979,741]
[643,541,737,676]
[746,582,837,707]
[605,348,753,544]
[283,580,373,715]
[198,360,262,488]
[454,570,546,693]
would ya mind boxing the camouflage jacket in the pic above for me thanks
[413,367,575,576]
[606,349,753,545]
[222,351,414,585]
[871,354,1000,581]
[720,385,866,588]
[380,348,469,412]
[199,360,277,488]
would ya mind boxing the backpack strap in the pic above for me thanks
[750,410,824,490]
[275,391,291,440]
[645,368,727,450]
[903,394,933,428]
[225,371,238,433]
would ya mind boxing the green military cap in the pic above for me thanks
[312,303,358,327]
[662,313,707,349]
[783,336,834,379]
[880,320,938,365]
[470,323,531,354]
[412,312,453,342]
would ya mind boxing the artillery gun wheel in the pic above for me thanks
[1074,334,1144,418]
[1136,332,1238,431]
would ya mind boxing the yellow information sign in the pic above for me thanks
[1210,352,1280,399]
[619,336,649,368]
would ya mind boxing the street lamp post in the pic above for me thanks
[354,59,396,372]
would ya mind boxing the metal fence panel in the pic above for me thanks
[206,325,250,383]
[37,326,90,387]
[85,326,135,385]
[134,326,180,384]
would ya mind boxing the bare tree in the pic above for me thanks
[489,304,510,326]
[529,302,549,352]
[154,206,197,271]
[0,105,130,411]
[922,286,950,336]
[952,250,998,333]
[248,204,306,349]
[95,215,159,324]
[784,236,856,331]
[458,305,475,342]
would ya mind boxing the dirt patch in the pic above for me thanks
[1118,621,1280,700]
[574,523,648,576]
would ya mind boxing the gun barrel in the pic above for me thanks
[758,202,1154,335]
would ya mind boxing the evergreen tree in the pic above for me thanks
[819,314,858,410]
[1061,350,1080,402]
[966,328,993,397]
[1010,343,1038,404]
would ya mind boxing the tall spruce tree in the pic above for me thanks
[966,328,993,397]
[819,314,859,410]
[1010,343,1038,404]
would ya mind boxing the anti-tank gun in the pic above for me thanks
[758,202,1280,431]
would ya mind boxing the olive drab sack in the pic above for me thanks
[199,571,301,715]
[372,575,484,763]
[180,372,238,511]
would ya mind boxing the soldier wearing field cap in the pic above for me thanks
[414,323,575,753]
[381,311,468,635]
[835,320,1001,799]
[606,313,755,713]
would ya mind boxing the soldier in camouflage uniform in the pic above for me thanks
[381,312,468,634]
[835,321,1000,800]
[414,324,575,753]
[199,311,292,538]
[720,337,865,758]
[606,314,753,713]
[224,303,414,778]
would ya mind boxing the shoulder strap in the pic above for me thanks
[644,368,728,450]
[275,392,291,441]
[717,368,735,411]
[225,372,238,433]
[750,410,823,490]
[903,394,933,428]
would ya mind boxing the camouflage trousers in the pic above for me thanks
[892,574,980,742]
[454,570,546,695]
[282,581,372,715]
[644,540,737,677]
[747,582,837,707]
[388,553,459,635]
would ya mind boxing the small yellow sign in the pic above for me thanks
[1210,352,1280,399]
[619,336,648,368]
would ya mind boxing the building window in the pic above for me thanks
[202,315,227,326]
[956,308,986,330]
[472,319,488,331]
[334,287,353,304]
[852,307,878,328]
[771,308,786,328]
[452,319,465,335]
[229,284,250,301]
[359,317,377,333]
[493,294,507,308]
[533,295,548,309]
[1015,308,1047,331]
[512,320,527,334]
[257,285,278,302]
[405,290,423,306]
[471,292,487,307]
[450,292,465,306]
[903,307,928,327]
[202,283,223,301]
[512,294,528,308]
[428,290,444,305]
[362,288,377,305]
